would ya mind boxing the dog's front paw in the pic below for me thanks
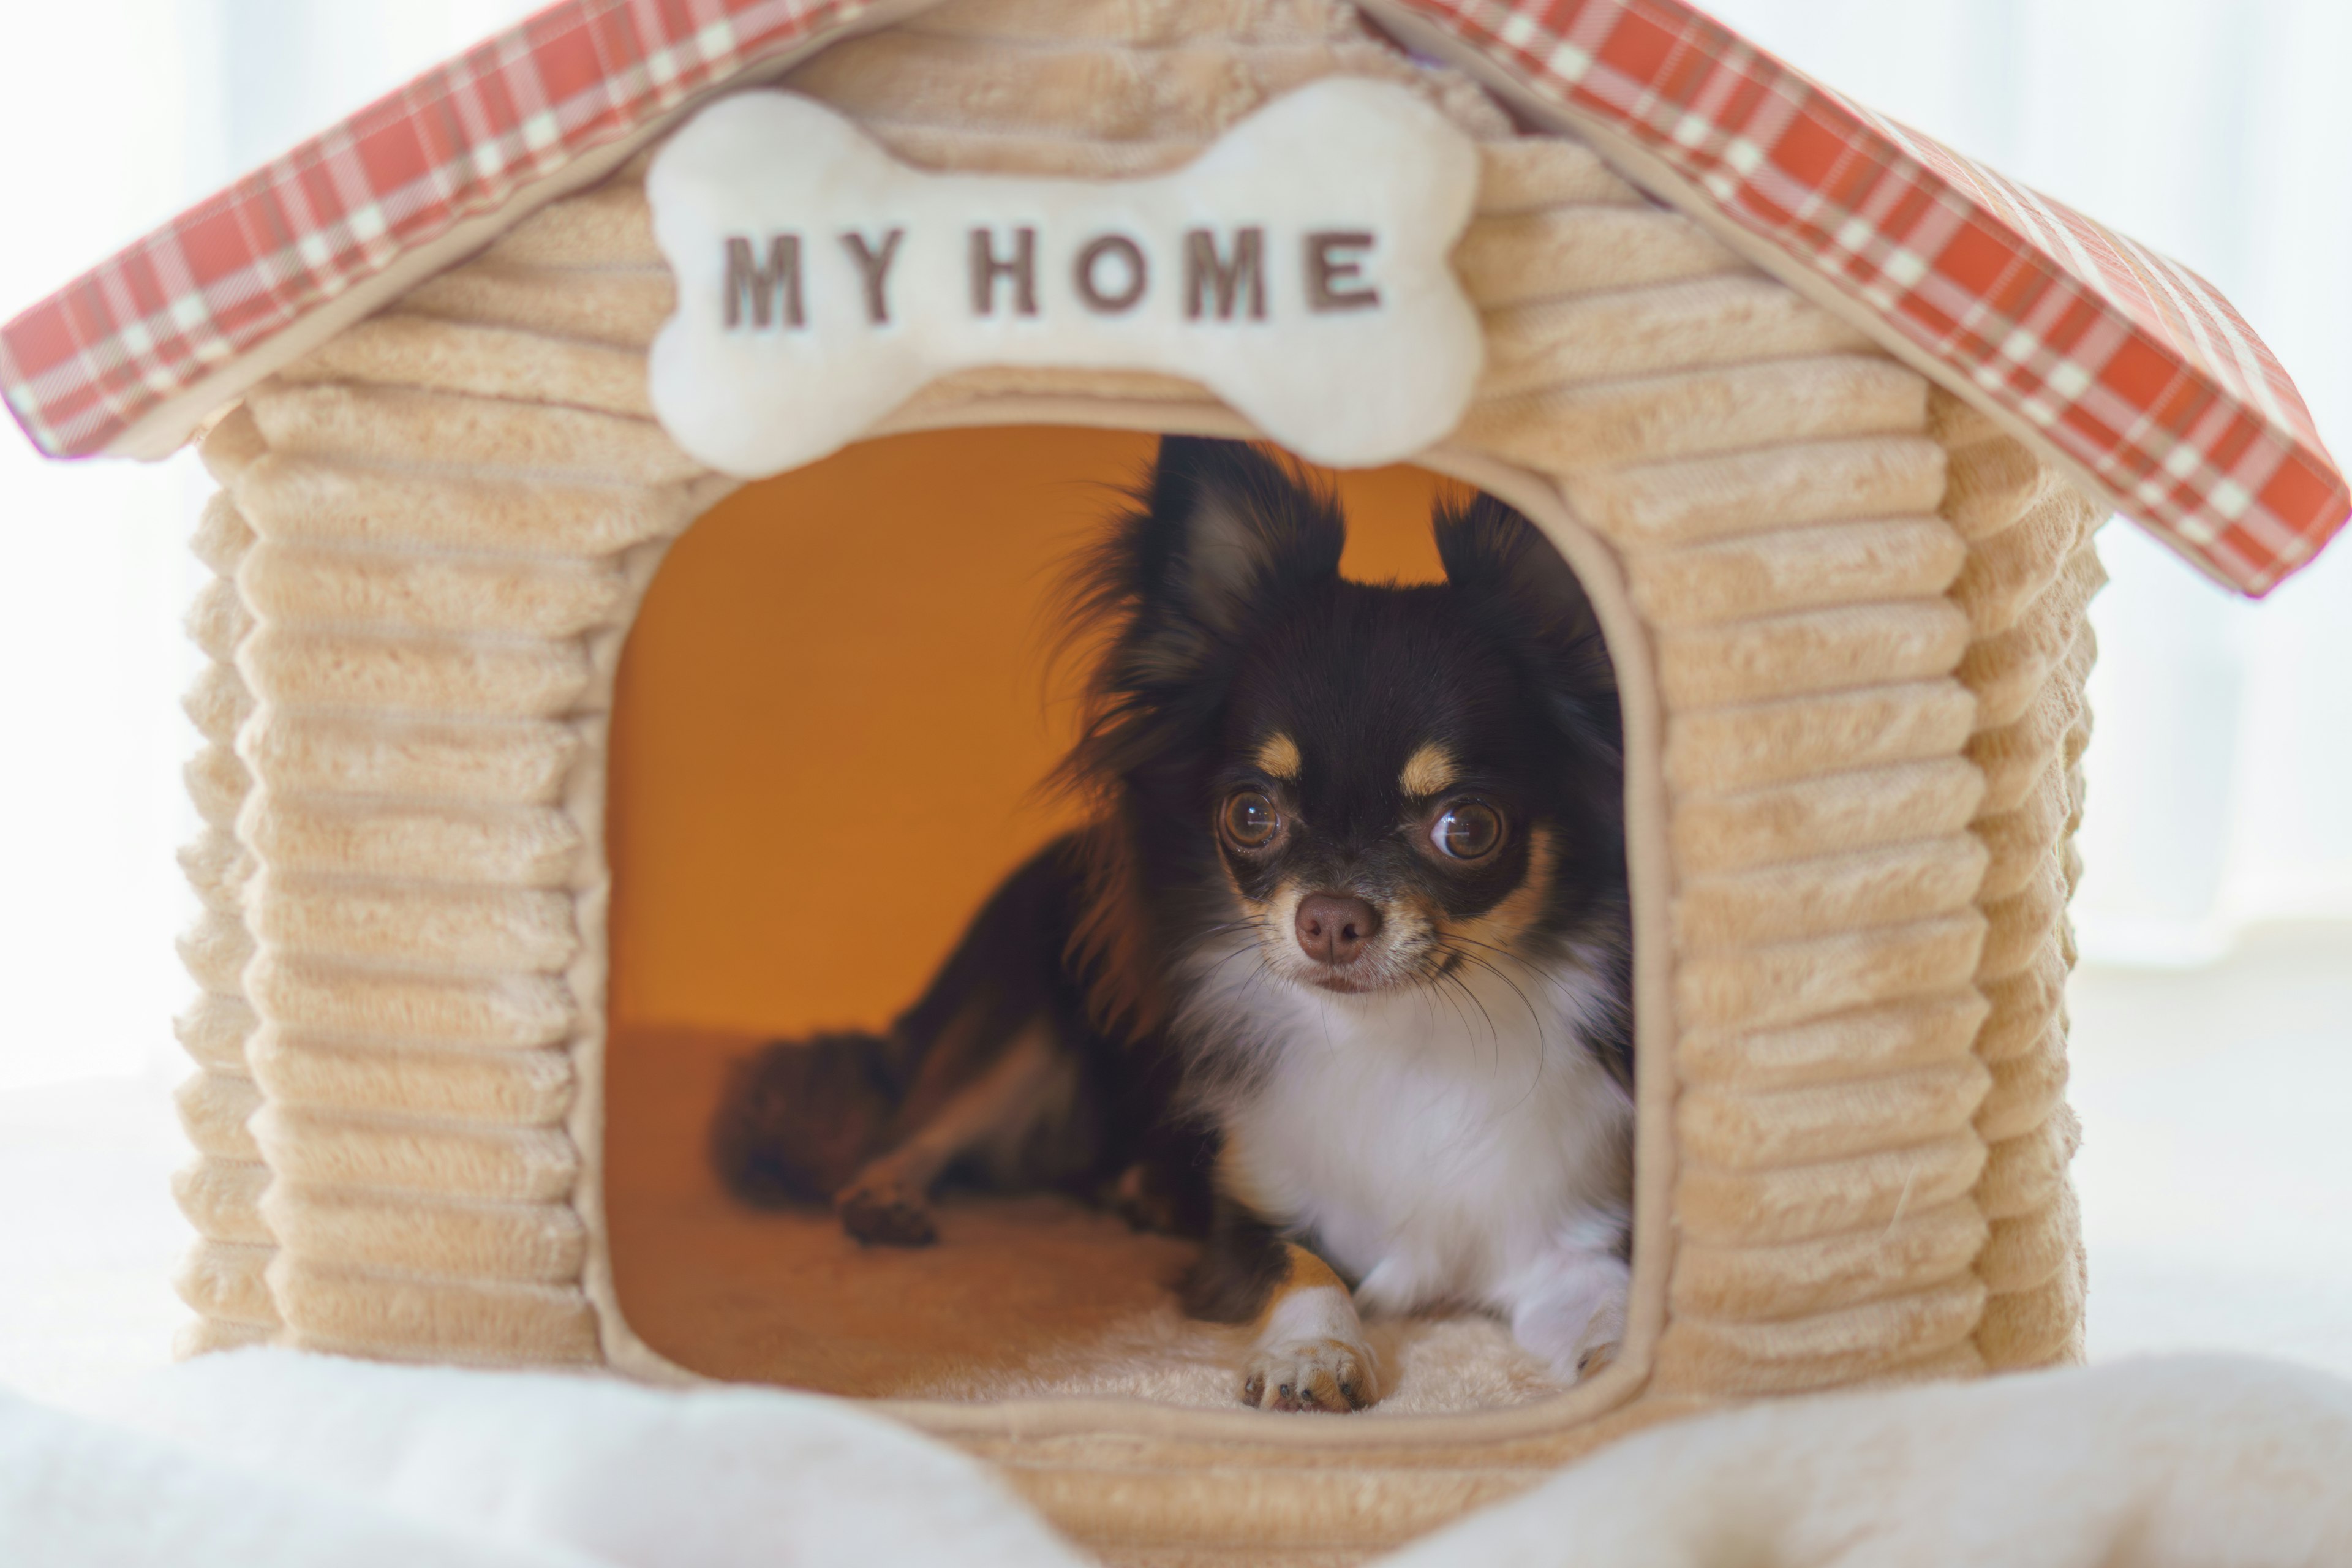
[1240,1338,1378,1413]
[1567,1284,1626,1381]
[835,1175,936,1246]
[1512,1250,1629,1383]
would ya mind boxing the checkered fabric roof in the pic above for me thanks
[2,0,2342,595]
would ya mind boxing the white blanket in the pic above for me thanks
[1395,1355,2352,1567]
[3,1351,2347,1566]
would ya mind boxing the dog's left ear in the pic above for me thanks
[1058,439,1346,785]
[1436,492,1620,758]
[1135,436,1346,637]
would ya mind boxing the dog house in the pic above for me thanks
[6,0,2345,1559]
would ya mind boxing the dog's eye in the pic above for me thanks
[1220,791,1283,851]
[1431,801,1504,861]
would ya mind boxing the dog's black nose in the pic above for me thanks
[1295,894,1381,966]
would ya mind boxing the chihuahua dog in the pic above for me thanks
[712,437,1634,1411]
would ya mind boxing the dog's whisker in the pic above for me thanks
[1446,944,1551,1054]
[1431,944,1554,1106]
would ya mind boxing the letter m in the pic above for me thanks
[1184,227,1265,321]
[724,235,804,329]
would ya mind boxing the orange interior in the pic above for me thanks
[608,424,1461,1041]
[605,424,1469,1389]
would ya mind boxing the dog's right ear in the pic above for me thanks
[1128,437,1344,642]
[1436,491,1620,769]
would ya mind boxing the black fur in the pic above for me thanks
[713,832,1213,1240]
[1178,1198,1295,1324]
[711,436,1628,1273]
[1066,439,1630,1100]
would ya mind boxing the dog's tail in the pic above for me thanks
[707,834,1096,1212]
[709,1030,902,1207]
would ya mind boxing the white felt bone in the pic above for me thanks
[646,79,1483,476]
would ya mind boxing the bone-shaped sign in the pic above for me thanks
[646,78,1483,477]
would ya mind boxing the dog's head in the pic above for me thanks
[1065,437,1624,1021]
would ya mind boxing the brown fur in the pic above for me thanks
[1398,740,1458,797]
[709,1030,902,1207]
[1254,731,1303,779]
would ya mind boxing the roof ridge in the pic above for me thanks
[1,0,2341,595]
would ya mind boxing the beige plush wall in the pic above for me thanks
[162,0,2101,1549]
[173,493,276,1355]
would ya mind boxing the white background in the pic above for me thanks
[0,0,2345,1403]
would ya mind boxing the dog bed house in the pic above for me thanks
[6,0,2345,1559]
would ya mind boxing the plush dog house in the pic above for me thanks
[7,0,2345,1559]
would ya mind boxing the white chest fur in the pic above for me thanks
[1213,956,1633,1317]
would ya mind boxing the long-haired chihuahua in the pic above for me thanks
[713,435,1634,1411]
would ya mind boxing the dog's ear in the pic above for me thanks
[1132,436,1344,638]
[1056,438,1344,800]
[1436,492,1620,759]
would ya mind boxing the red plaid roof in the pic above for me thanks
[1392,0,2348,596]
[3,0,2343,596]
[0,0,864,461]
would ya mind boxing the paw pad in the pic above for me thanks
[1240,1338,1376,1413]
[835,1183,937,1246]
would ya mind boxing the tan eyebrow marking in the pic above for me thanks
[1399,742,1457,797]
[1254,732,1302,780]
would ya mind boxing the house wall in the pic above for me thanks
[162,0,2100,1539]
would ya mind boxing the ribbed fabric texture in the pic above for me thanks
[165,0,2100,1550]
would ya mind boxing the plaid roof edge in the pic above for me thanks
[0,0,875,461]
[2,0,2343,597]
[1390,0,2348,597]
